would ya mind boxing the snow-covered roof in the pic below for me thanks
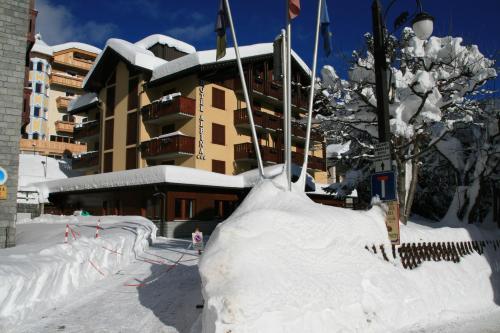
[31,35,53,57]
[32,164,315,203]
[135,34,196,54]
[51,42,101,55]
[326,141,351,158]
[83,38,167,89]
[68,93,99,113]
[151,43,311,83]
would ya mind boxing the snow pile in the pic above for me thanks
[135,34,196,54]
[31,34,53,57]
[51,42,101,55]
[199,175,500,332]
[18,154,81,190]
[327,140,351,158]
[0,215,156,328]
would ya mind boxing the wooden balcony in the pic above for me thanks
[234,143,280,164]
[291,151,325,171]
[51,72,83,89]
[20,139,86,156]
[142,96,195,124]
[141,135,195,159]
[56,96,72,110]
[234,109,281,132]
[72,151,99,171]
[54,58,94,71]
[54,120,75,134]
[73,120,100,142]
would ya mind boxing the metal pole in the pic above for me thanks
[372,0,391,143]
[286,0,292,191]
[281,29,288,179]
[299,0,323,188]
[224,0,265,177]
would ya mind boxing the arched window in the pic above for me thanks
[32,132,39,140]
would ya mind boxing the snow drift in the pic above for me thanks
[0,215,156,328]
[199,175,500,332]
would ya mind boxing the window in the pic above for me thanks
[161,160,175,165]
[126,112,138,145]
[128,77,139,110]
[161,124,175,134]
[103,152,113,173]
[32,133,39,140]
[29,61,33,70]
[36,62,43,72]
[214,200,233,219]
[33,106,40,117]
[106,86,115,117]
[212,160,225,174]
[212,123,225,145]
[174,198,195,220]
[104,119,114,150]
[35,83,42,94]
[212,87,225,109]
[62,115,74,122]
[126,147,137,170]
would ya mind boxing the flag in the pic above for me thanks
[320,0,332,57]
[215,0,229,60]
[273,34,283,80]
[289,0,300,20]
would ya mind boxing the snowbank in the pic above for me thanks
[51,42,101,55]
[0,215,156,328]
[135,34,196,54]
[199,174,500,332]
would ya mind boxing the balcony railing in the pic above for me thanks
[50,72,83,89]
[72,151,99,170]
[234,143,280,164]
[141,135,195,159]
[56,96,72,110]
[234,109,281,132]
[53,58,94,71]
[20,139,86,156]
[142,96,196,123]
[73,120,99,142]
[291,151,325,171]
[54,120,75,134]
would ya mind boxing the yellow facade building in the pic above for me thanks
[71,35,327,183]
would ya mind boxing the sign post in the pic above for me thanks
[192,229,204,255]
[0,167,8,200]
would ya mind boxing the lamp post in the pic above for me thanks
[371,0,434,144]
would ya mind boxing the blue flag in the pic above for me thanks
[320,0,332,57]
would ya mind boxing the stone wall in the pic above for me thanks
[0,0,30,247]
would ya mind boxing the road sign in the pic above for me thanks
[0,185,7,200]
[373,159,391,172]
[0,167,7,186]
[385,201,400,244]
[373,142,392,172]
[192,231,204,252]
[371,171,397,201]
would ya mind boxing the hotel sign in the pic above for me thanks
[196,80,206,160]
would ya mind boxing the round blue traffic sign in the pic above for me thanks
[0,167,7,185]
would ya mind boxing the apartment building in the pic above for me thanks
[71,34,327,183]
[20,35,100,158]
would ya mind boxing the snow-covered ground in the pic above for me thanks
[0,215,156,330]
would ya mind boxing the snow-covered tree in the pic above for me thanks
[318,29,497,224]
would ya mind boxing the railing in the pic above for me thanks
[234,143,280,164]
[20,139,86,155]
[50,72,83,89]
[72,151,99,170]
[56,96,72,110]
[234,109,281,131]
[53,58,94,71]
[291,151,325,171]
[142,96,196,122]
[73,120,99,141]
[54,120,75,133]
[141,135,195,158]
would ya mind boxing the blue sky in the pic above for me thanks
[37,0,500,92]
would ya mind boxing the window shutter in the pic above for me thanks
[212,160,226,174]
[104,119,114,150]
[212,87,225,110]
[106,86,115,117]
[126,147,137,170]
[126,112,138,145]
[128,77,139,110]
[103,152,113,173]
[212,123,225,145]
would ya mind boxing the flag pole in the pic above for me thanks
[298,0,322,189]
[286,0,292,191]
[223,0,265,178]
[281,28,289,187]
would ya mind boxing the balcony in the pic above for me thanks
[56,96,72,110]
[73,120,100,142]
[53,58,94,71]
[50,72,83,89]
[234,143,280,164]
[234,109,281,133]
[54,120,75,134]
[20,139,86,156]
[142,96,196,124]
[72,151,99,171]
[141,134,195,160]
[291,151,325,171]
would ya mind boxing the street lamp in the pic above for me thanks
[371,0,434,143]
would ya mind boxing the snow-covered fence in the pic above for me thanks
[366,240,500,269]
